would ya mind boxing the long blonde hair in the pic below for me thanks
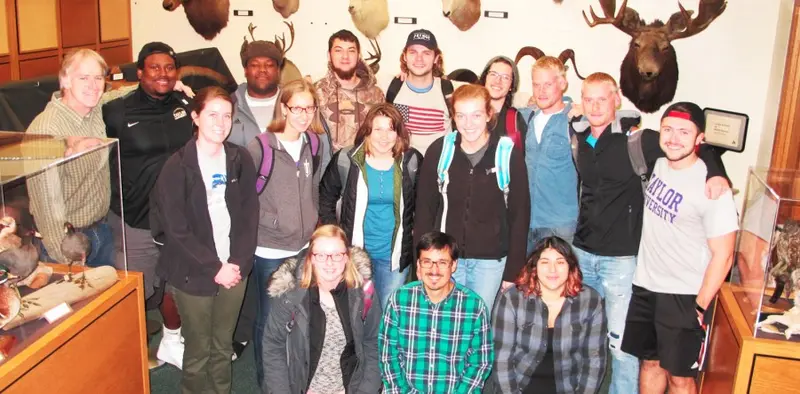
[267,79,325,135]
[300,225,364,289]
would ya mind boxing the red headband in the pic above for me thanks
[666,110,692,121]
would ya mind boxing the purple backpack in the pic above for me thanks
[255,132,321,195]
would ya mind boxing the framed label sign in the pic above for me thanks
[703,107,749,152]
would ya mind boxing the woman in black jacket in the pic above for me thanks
[415,84,530,311]
[319,103,422,308]
[151,86,258,393]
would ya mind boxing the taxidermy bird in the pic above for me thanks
[0,274,21,330]
[0,216,40,253]
[0,244,39,287]
[770,219,800,306]
[61,222,91,287]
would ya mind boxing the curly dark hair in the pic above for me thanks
[515,236,583,298]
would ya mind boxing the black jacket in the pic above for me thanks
[103,87,194,229]
[319,143,422,272]
[571,122,728,257]
[415,133,531,282]
[151,138,259,296]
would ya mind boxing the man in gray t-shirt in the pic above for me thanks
[621,102,738,394]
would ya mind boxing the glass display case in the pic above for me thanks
[0,131,128,363]
[732,167,800,342]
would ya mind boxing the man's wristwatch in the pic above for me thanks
[695,303,706,314]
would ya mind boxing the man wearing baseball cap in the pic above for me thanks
[103,41,193,370]
[385,29,454,155]
[622,102,738,394]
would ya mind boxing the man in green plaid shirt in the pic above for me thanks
[379,231,494,393]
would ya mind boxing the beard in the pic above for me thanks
[330,61,357,80]
[248,80,278,97]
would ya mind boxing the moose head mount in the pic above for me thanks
[515,47,586,80]
[583,0,727,113]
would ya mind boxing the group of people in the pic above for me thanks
[23,24,739,394]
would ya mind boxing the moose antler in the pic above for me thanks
[557,49,586,80]
[366,39,381,75]
[667,0,727,40]
[514,46,546,64]
[582,0,637,36]
[273,21,295,56]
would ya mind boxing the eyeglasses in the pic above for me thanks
[287,106,317,115]
[418,258,452,269]
[487,71,512,83]
[312,252,347,263]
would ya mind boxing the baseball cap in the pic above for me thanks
[661,102,705,132]
[137,42,179,69]
[405,29,438,50]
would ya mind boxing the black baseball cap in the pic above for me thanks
[405,29,438,50]
[661,102,705,132]
[137,42,179,69]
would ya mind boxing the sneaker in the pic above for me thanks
[157,332,185,370]
[232,341,247,361]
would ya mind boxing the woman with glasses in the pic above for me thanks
[485,236,607,394]
[151,86,258,393]
[415,84,530,311]
[319,103,422,309]
[245,78,331,387]
[263,224,382,394]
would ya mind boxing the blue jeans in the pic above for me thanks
[372,258,408,310]
[40,220,115,268]
[574,246,639,394]
[253,253,298,388]
[451,257,506,311]
[527,224,576,256]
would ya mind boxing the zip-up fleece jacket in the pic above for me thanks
[314,59,385,151]
[319,143,422,272]
[246,131,326,251]
[151,138,259,296]
[570,114,728,257]
[415,133,531,282]
[263,247,382,394]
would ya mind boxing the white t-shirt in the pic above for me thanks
[246,92,278,131]
[279,134,304,162]
[634,158,739,295]
[533,110,560,144]
[197,148,232,262]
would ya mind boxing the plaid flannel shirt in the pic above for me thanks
[379,281,494,393]
[489,286,608,393]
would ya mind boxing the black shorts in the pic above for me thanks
[621,285,712,377]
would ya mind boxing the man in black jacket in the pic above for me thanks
[569,72,729,394]
[103,42,193,370]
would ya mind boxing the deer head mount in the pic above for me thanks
[273,0,299,19]
[348,0,389,40]
[162,0,230,40]
[515,47,586,80]
[583,0,726,113]
[242,22,302,85]
[442,0,481,31]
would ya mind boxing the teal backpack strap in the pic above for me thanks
[436,132,458,232]
[495,136,514,208]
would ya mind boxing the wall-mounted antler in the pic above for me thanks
[273,21,296,57]
[365,39,381,75]
[514,46,585,80]
[582,0,727,113]
[557,49,585,80]
[515,46,546,64]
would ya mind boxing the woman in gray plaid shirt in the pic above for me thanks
[485,236,608,393]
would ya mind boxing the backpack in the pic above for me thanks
[435,132,514,232]
[255,131,321,195]
[385,77,454,112]
[505,107,522,148]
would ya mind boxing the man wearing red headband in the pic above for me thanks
[622,102,738,394]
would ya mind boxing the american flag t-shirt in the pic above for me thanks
[394,103,446,135]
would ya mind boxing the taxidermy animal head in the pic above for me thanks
[349,0,389,40]
[244,22,302,85]
[442,0,480,31]
[515,47,586,80]
[273,0,300,19]
[583,0,726,113]
[162,0,230,40]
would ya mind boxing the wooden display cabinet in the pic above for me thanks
[0,265,149,393]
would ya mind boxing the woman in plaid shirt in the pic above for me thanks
[485,236,608,393]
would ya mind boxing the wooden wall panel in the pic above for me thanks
[0,62,11,83]
[771,2,800,170]
[16,0,58,52]
[19,55,59,79]
[98,44,131,68]
[99,0,130,42]
[0,0,8,54]
[749,356,800,393]
[60,0,97,48]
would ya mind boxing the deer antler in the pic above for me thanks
[248,23,257,41]
[274,21,296,56]
[366,39,381,75]
[582,0,637,36]
[515,47,546,64]
[557,49,586,80]
[668,0,727,40]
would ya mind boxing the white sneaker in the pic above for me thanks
[157,326,185,370]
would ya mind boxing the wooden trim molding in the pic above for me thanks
[770,2,800,170]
